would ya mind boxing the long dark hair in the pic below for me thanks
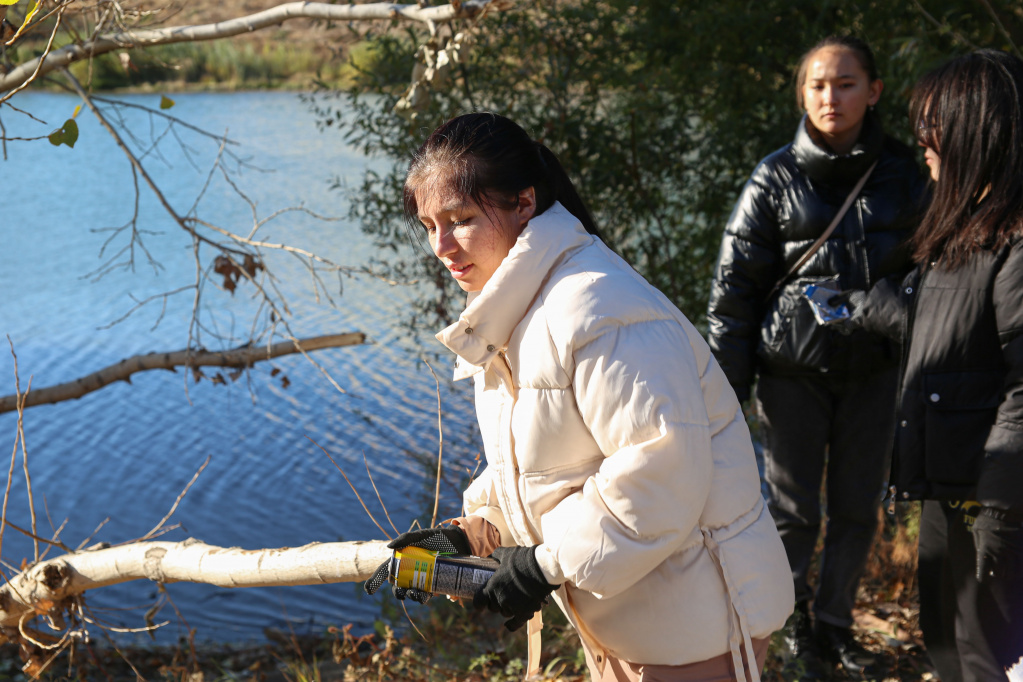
[910,50,1023,267]
[795,35,879,110]
[402,112,602,241]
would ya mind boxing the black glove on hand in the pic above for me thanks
[473,545,558,631]
[973,507,1023,583]
[827,289,867,335]
[363,525,472,603]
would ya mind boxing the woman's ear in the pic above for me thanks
[868,79,884,107]
[516,187,537,227]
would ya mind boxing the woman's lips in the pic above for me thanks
[449,263,472,279]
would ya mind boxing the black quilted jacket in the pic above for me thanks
[857,240,1023,513]
[707,113,926,402]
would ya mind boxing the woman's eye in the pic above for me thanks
[453,219,469,227]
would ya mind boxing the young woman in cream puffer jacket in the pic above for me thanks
[438,200,793,673]
[364,112,792,682]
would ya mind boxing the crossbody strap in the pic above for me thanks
[764,159,878,303]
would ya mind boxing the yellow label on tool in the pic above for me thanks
[392,545,437,592]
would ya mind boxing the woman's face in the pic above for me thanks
[802,47,883,154]
[917,116,941,181]
[417,183,536,293]
[921,144,941,182]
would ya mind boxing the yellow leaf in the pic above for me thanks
[34,598,55,614]
[0,1,22,7]
[72,104,81,118]
[4,0,41,46]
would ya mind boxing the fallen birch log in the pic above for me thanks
[0,538,391,629]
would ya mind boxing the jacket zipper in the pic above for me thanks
[885,266,925,514]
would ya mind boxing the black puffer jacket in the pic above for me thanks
[707,113,926,402]
[858,239,1023,515]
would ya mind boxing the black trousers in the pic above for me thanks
[918,500,1023,682]
[755,368,897,628]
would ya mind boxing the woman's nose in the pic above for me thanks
[432,225,457,259]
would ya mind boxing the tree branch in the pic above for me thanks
[0,333,367,413]
[0,0,511,94]
[0,538,391,629]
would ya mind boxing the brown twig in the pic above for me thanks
[910,0,982,49]
[363,452,399,537]
[16,372,38,562]
[2,519,70,552]
[424,360,444,528]
[0,1,70,106]
[1,336,23,562]
[307,436,392,541]
[975,0,1022,58]
[140,455,211,541]
[75,517,111,552]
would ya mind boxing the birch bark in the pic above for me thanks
[0,538,391,628]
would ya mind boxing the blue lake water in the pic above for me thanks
[0,91,480,643]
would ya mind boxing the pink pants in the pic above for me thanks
[583,638,769,682]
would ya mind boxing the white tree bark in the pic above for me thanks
[0,538,391,628]
[0,332,367,413]
[0,0,510,94]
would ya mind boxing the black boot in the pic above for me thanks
[781,601,827,679]
[815,620,878,677]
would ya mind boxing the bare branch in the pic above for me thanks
[910,0,983,50]
[0,1,511,94]
[0,2,70,106]
[425,360,444,528]
[140,456,211,542]
[975,0,1023,58]
[308,437,393,541]
[0,333,368,413]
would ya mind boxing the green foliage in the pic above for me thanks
[47,118,78,148]
[58,41,350,91]
[313,0,1023,334]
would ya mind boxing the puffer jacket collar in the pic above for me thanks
[793,110,884,187]
[436,202,591,380]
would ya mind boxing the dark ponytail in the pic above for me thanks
[534,142,602,240]
[403,112,604,242]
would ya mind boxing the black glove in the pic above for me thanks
[827,289,867,335]
[363,525,472,603]
[973,507,1023,583]
[473,545,558,631]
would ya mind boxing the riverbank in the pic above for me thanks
[37,39,385,93]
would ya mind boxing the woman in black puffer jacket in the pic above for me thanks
[706,35,925,677]
[849,50,1023,682]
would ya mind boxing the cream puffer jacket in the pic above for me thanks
[437,203,793,671]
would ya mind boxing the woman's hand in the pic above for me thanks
[827,289,867,334]
[973,507,1023,583]
[363,525,472,603]
[473,545,558,631]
